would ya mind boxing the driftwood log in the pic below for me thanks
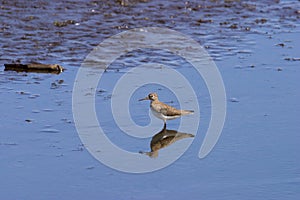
[4,64,64,74]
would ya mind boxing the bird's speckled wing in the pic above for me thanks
[153,102,182,116]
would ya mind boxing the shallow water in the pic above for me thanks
[1,0,300,199]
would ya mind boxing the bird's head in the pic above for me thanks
[139,93,158,101]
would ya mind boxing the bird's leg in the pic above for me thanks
[163,122,166,130]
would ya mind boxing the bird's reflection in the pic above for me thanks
[139,124,194,158]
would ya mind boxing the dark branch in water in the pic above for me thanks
[4,63,64,74]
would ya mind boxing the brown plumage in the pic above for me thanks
[139,93,194,125]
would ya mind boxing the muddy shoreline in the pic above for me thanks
[1,0,299,67]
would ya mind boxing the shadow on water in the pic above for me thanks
[139,123,194,158]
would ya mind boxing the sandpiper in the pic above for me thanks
[139,93,194,125]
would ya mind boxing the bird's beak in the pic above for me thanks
[139,96,149,101]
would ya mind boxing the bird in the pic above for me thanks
[139,92,194,125]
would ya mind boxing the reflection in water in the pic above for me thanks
[139,124,194,158]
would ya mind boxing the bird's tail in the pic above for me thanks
[139,151,158,158]
[180,110,194,115]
